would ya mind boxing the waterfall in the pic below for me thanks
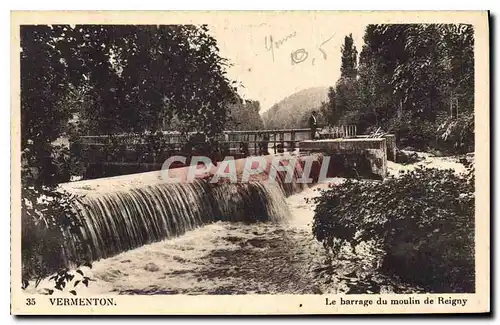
[62,154,323,262]
[68,180,293,262]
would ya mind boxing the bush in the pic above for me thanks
[388,115,436,151]
[436,113,474,154]
[21,121,89,288]
[21,186,89,286]
[312,166,474,292]
[386,112,474,155]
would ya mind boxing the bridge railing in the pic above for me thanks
[72,125,358,164]
[76,126,357,145]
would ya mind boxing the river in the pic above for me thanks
[30,152,466,295]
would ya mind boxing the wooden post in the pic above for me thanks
[254,133,257,155]
[278,132,284,153]
[273,133,277,154]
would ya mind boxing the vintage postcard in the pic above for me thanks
[11,11,490,315]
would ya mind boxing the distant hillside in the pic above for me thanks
[262,87,329,129]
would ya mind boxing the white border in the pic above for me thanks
[3,2,497,324]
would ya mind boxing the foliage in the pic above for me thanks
[22,264,95,296]
[321,34,358,127]
[21,127,89,283]
[22,24,238,140]
[386,111,475,153]
[226,99,265,131]
[44,266,95,295]
[320,87,337,125]
[312,167,475,292]
[21,26,71,149]
[387,112,437,150]
[436,113,475,154]
[322,24,474,152]
[20,24,240,281]
[21,186,89,285]
[340,34,358,79]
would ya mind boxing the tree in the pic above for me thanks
[324,24,474,147]
[20,24,241,282]
[440,24,474,113]
[64,25,238,137]
[340,34,358,79]
[321,87,338,125]
[21,25,75,187]
[334,77,360,125]
[226,99,264,131]
[21,24,240,183]
[323,34,360,128]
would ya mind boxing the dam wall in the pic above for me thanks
[59,153,324,263]
[300,138,388,179]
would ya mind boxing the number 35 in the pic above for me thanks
[26,298,36,306]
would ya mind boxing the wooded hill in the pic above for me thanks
[261,87,329,129]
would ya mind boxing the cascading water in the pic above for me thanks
[62,154,323,263]
[211,182,290,224]
[71,181,214,261]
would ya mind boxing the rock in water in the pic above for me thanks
[144,263,160,272]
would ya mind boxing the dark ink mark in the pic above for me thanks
[299,304,303,307]
[274,31,297,49]
[318,48,327,60]
[318,34,335,60]
[290,49,308,65]
[265,32,297,63]
[265,35,275,62]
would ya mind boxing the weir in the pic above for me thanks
[61,153,318,262]
[58,133,394,264]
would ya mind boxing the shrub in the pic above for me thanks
[52,143,86,182]
[436,113,474,154]
[387,115,436,151]
[312,166,474,292]
[21,186,89,286]
[21,130,90,289]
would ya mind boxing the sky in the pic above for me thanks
[209,17,367,113]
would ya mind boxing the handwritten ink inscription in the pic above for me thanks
[290,49,308,65]
[290,34,336,66]
[264,31,298,62]
[264,32,336,66]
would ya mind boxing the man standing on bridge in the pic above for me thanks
[308,110,318,140]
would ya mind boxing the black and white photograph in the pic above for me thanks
[11,11,489,315]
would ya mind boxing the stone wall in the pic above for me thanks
[300,138,388,179]
[383,134,397,162]
[349,134,397,162]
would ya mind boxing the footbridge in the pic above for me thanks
[71,125,396,179]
